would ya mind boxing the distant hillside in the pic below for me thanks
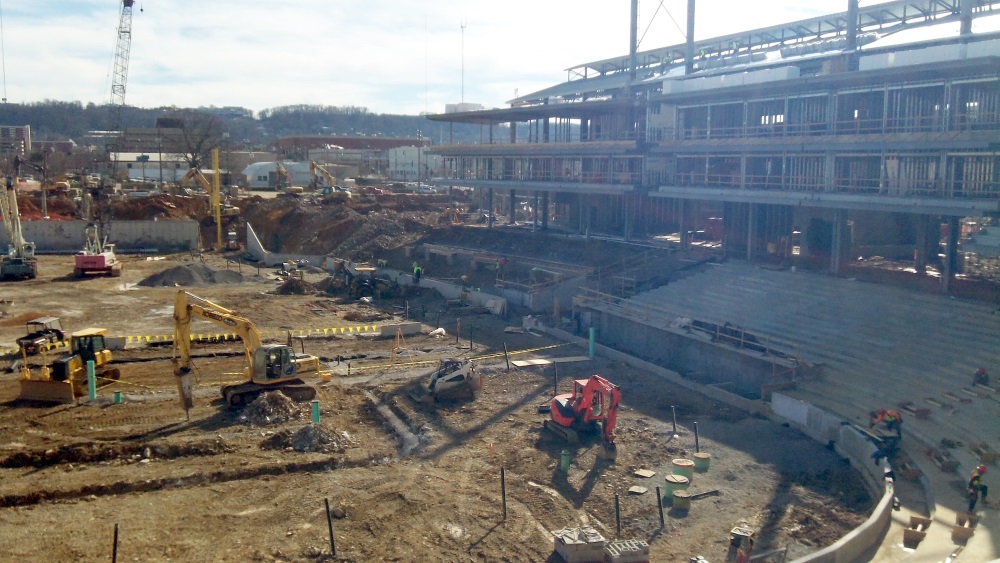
[4,101,497,149]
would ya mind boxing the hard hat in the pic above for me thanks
[977,367,987,375]
[978,465,987,474]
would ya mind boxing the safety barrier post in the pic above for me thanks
[87,360,97,401]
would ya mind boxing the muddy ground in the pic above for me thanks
[0,252,872,562]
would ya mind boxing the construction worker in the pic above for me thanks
[974,367,990,386]
[412,261,422,284]
[869,408,903,438]
[968,465,989,514]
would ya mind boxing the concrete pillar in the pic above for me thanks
[915,214,928,274]
[509,189,517,223]
[746,203,755,261]
[942,216,960,292]
[960,0,974,35]
[831,209,844,275]
[542,191,549,230]
[532,191,539,232]
[685,0,696,74]
[488,188,494,229]
[824,153,836,192]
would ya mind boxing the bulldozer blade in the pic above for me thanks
[543,420,579,444]
[408,388,433,404]
[18,379,77,404]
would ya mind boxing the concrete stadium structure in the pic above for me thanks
[428,1,1000,560]
[428,0,1000,293]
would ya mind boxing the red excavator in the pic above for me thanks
[543,375,621,461]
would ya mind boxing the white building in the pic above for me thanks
[243,161,313,190]
[385,146,442,182]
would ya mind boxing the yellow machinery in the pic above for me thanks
[275,162,292,190]
[180,152,238,250]
[172,290,329,411]
[18,328,121,404]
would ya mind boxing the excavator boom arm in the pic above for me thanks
[173,290,263,373]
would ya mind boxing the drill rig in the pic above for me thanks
[0,158,37,280]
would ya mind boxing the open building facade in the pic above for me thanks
[428,0,1000,291]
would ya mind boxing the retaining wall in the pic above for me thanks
[6,220,199,253]
[582,309,787,399]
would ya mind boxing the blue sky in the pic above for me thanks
[0,1,992,116]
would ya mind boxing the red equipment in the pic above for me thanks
[544,375,621,461]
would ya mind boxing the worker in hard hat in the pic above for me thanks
[869,408,903,438]
[968,464,989,514]
[974,367,989,386]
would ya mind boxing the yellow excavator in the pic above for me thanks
[18,328,121,404]
[172,290,329,410]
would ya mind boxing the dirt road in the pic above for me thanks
[0,254,871,561]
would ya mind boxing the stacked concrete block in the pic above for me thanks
[604,539,650,563]
[552,526,606,563]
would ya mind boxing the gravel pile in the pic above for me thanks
[239,392,302,426]
[138,264,247,287]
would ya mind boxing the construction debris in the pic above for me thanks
[240,391,303,426]
[260,424,346,453]
[138,264,247,287]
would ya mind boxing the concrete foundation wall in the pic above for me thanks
[591,311,776,399]
[5,220,199,253]
[244,223,326,267]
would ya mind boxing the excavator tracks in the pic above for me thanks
[222,380,316,409]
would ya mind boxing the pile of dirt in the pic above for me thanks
[239,392,303,426]
[259,424,346,453]
[137,263,247,287]
[241,197,435,261]
[110,194,209,221]
[342,310,392,322]
[274,277,314,295]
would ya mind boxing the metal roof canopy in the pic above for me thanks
[651,55,1000,104]
[425,99,633,125]
[570,0,1000,80]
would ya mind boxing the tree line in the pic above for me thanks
[3,101,495,149]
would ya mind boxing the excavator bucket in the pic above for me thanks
[18,379,77,404]
[407,385,434,404]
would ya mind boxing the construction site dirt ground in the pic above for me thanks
[0,254,874,562]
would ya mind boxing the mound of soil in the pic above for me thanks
[137,263,247,287]
[274,278,314,295]
[239,391,303,426]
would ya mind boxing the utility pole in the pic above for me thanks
[460,21,466,104]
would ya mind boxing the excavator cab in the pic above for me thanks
[252,344,297,382]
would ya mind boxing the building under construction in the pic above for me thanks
[427,0,1000,292]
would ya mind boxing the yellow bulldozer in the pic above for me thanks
[18,328,121,404]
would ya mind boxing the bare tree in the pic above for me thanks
[170,111,224,170]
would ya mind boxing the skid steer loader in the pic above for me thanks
[408,359,481,404]
[18,328,120,404]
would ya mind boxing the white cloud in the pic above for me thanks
[0,1,986,115]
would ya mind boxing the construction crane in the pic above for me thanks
[0,157,38,280]
[107,0,136,181]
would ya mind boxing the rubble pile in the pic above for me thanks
[259,424,346,453]
[239,391,303,426]
[138,264,247,287]
[274,278,314,295]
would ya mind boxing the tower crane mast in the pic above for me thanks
[107,0,136,169]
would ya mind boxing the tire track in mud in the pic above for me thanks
[0,455,379,509]
[1,440,234,469]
